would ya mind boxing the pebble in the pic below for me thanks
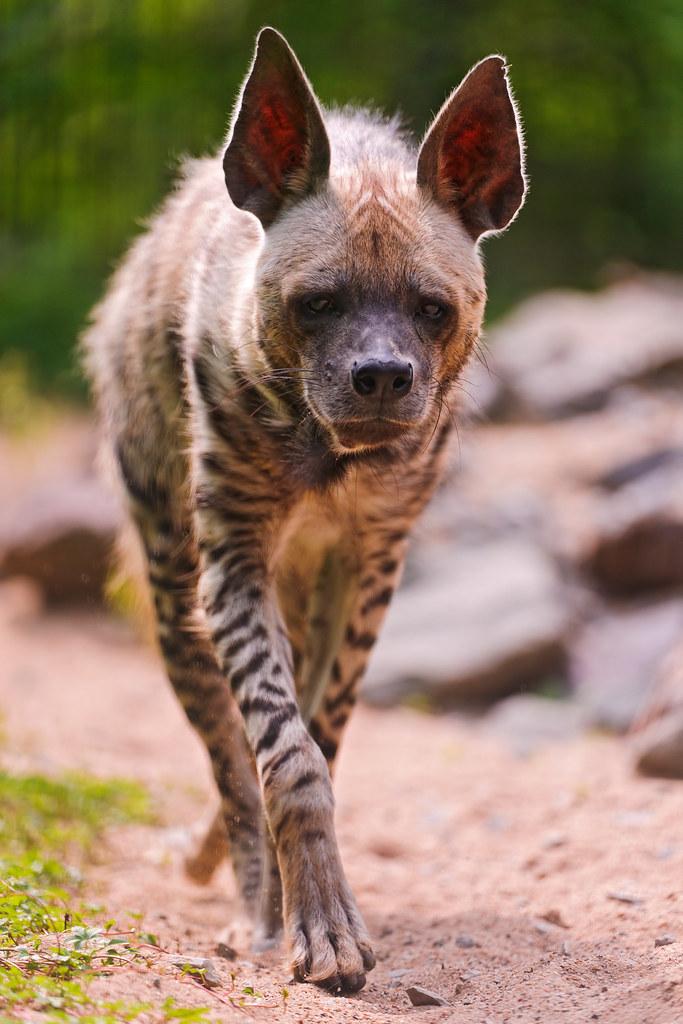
[170,956,221,988]
[215,942,237,960]
[607,890,644,905]
[455,934,480,949]
[406,985,450,1007]
[539,908,570,929]
[654,934,676,947]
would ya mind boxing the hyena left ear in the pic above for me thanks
[417,56,526,240]
[223,27,331,228]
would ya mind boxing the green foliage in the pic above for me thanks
[1,0,681,394]
[0,768,280,1021]
[0,769,152,1020]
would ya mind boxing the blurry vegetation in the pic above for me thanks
[0,769,154,1019]
[0,769,286,1019]
[1,0,682,396]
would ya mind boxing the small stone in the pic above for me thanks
[655,934,676,947]
[459,969,480,982]
[539,908,570,929]
[215,942,237,960]
[541,832,567,850]
[607,890,644,905]
[455,934,480,949]
[561,941,571,956]
[406,985,449,1007]
[170,956,221,988]
[153,978,162,990]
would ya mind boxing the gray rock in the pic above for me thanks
[582,463,683,595]
[486,694,586,755]
[635,709,683,780]
[364,538,570,704]
[571,600,683,732]
[633,640,683,778]
[654,934,676,947]
[489,274,683,419]
[0,476,120,605]
[170,955,221,988]
[406,985,450,1007]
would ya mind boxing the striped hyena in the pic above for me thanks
[84,28,525,994]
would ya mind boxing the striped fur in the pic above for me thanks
[84,28,525,994]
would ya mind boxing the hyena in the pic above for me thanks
[84,27,525,994]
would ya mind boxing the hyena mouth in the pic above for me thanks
[332,417,415,450]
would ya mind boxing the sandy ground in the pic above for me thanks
[1,587,682,1024]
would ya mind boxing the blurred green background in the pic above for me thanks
[1,0,681,396]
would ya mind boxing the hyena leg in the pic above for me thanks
[195,513,375,992]
[184,805,229,885]
[305,539,407,773]
[117,451,265,915]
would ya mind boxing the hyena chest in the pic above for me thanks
[275,490,362,702]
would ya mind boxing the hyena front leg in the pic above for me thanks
[115,447,265,914]
[196,504,375,993]
[303,534,409,773]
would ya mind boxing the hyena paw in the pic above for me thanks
[287,871,375,994]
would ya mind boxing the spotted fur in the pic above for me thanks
[84,27,525,994]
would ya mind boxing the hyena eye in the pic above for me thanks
[417,300,445,320]
[305,295,335,314]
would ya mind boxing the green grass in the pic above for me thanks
[0,769,282,1022]
[0,770,157,1021]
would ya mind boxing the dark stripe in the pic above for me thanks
[345,625,376,650]
[263,745,300,781]
[239,695,280,717]
[242,648,269,677]
[212,608,252,645]
[361,586,393,616]
[261,681,289,698]
[324,668,363,714]
[379,559,398,575]
[290,770,318,793]
[255,704,298,757]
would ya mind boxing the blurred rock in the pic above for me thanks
[364,537,571,705]
[581,462,683,595]
[489,274,683,419]
[0,476,119,605]
[485,694,586,756]
[633,642,683,779]
[570,600,683,732]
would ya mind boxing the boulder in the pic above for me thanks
[489,274,683,419]
[582,462,683,595]
[485,693,586,756]
[633,641,683,779]
[570,600,683,732]
[0,476,120,605]
[364,537,571,705]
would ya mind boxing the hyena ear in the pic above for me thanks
[417,55,526,240]
[223,27,330,228]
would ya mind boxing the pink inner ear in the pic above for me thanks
[246,90,306,191]
[440,109,497,200]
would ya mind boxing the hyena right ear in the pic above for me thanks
[223,27,330,228]
[417,56,526,240]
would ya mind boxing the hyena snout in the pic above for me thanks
[350,357,414,401]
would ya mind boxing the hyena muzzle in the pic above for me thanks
[84,27,525,994]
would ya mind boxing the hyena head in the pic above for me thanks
[224,28,526,453]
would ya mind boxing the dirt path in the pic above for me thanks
[1,589,682,1023]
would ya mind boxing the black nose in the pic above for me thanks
[351,359,414,400]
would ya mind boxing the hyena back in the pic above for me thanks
[84,27,525,994]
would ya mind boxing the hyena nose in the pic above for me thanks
[351,359,414,400]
